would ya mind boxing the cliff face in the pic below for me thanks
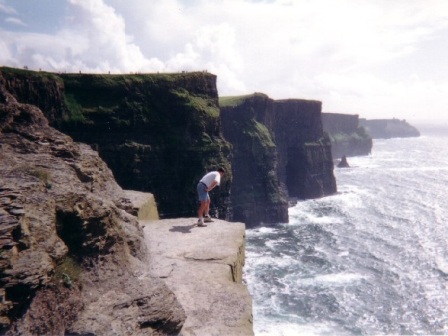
[273,100,336,199]
[220,94,288,227]
[322,113,372,158]
[359,118,421,139]
[1,66,337,227]
[0,67,232,220]
[0,76,185,334]
[221,94,336,227]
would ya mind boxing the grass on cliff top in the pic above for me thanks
[0,66,63,85]
[59,71,219,123]
[173,88,220,118]
[219,92,268,107]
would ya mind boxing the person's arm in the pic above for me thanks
[206,180,218,191]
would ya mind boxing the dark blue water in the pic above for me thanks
[245,127,448,335]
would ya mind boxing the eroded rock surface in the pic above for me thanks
[0,76,185,335]
[143,218,253,336]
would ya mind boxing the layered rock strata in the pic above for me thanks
[322,113,372,159]
[0,67,232,221]
[1,66,338,228]
[220,94,288,227]
[143,218,253,336]
[221,94,337,227]
[273,99,336,199]
[0,75,185,335]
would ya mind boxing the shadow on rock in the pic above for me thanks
[169,224,197,233]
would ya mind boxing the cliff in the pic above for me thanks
[273,99,336,199]
[0,70,253,335]
[220,94,288,227]
[221,93,337,227]
[0,75,186,334]
[359,118,421,139]
[322,113,372,158]
[0,67,232,221]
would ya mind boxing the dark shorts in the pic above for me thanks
[197,182,210,202]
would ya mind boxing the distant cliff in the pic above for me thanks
[0,67,232,220]
[221,93,337,227]
[322,113,372,158]
[220,93,289,226]
[359,118,420,139]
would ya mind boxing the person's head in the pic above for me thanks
[217,167,225,176]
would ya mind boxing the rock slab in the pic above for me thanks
[143,218,253,336]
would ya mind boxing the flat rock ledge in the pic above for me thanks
[142,218,253,336]
[124,190,159,220]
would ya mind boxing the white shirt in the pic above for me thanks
[200,171,221,188]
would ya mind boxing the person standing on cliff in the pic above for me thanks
[197,167,225,226]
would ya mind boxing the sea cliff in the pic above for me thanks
[0,67,232,221]
[0,75,186,334]
[0,70,252,335]
[322,112,372,159]
[221,93,337,227]
[359,118,421,139]
[1,67,338,227]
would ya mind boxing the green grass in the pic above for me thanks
[53,256,82,288]
[173,88,220,118]
[252,120,275,147]
[219,92,267,107]
[15,165,51,187]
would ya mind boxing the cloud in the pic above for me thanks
[0,1,17,15]
[5,17,27,27]
[0,0,448,119]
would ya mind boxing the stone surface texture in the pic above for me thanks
[0,67,233,221]
[143,218,253,336]
[221,94,337,227]
[124,190,160,220]
[0,74,185,335]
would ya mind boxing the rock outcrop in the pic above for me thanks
[221,94,337,227]
[0,67,232,221]
[359,118,420,139]
[220,94,288,227]
[337,155,350,168]
[273,99,336,200]
[322,113,372,158]
[0,74,185,335]
[1,66,338,228]
[143,218,253,336]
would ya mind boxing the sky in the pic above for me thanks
[0,0,447,122]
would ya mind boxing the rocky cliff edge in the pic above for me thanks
[0,74,187,335]
[142,218,253,336]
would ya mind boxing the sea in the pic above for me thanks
[244,121,448,336]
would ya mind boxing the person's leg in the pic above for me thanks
[204,199,215,222]
[198,200,207,219]
[204,200,210,217]
[197,183,209,225]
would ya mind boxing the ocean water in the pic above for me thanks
[245,125,448,335]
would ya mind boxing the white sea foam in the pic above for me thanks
[245,134,448,335]
[253,319,349,336]
[299,272,367,286]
